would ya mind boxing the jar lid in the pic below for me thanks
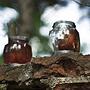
[53,21,76,28]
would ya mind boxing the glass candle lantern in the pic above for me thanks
[3,21,32,64]
[49,21,80,52]
[3,36,32,64]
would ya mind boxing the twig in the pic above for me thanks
[71,0,90,7]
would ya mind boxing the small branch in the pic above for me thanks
[72,0,90,7]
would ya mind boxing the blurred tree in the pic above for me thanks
[0,0,90,35]
[16,0,34,37]
[0,0,34,37]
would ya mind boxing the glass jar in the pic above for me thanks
[3,36,32,64]
[49,21,80,52]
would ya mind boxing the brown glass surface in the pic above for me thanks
[57,29,80,52]
[3,38,32,64]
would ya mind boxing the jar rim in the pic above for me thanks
[53,20,76,28]
[9,36,28,40]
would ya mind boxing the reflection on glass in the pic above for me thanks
[49,21,80,52]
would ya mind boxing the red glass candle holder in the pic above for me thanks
[3,36,32,64]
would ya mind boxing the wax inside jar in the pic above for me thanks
[3,37,32,64]
[57,29,80,52]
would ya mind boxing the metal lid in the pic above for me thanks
[52,21,76,28]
